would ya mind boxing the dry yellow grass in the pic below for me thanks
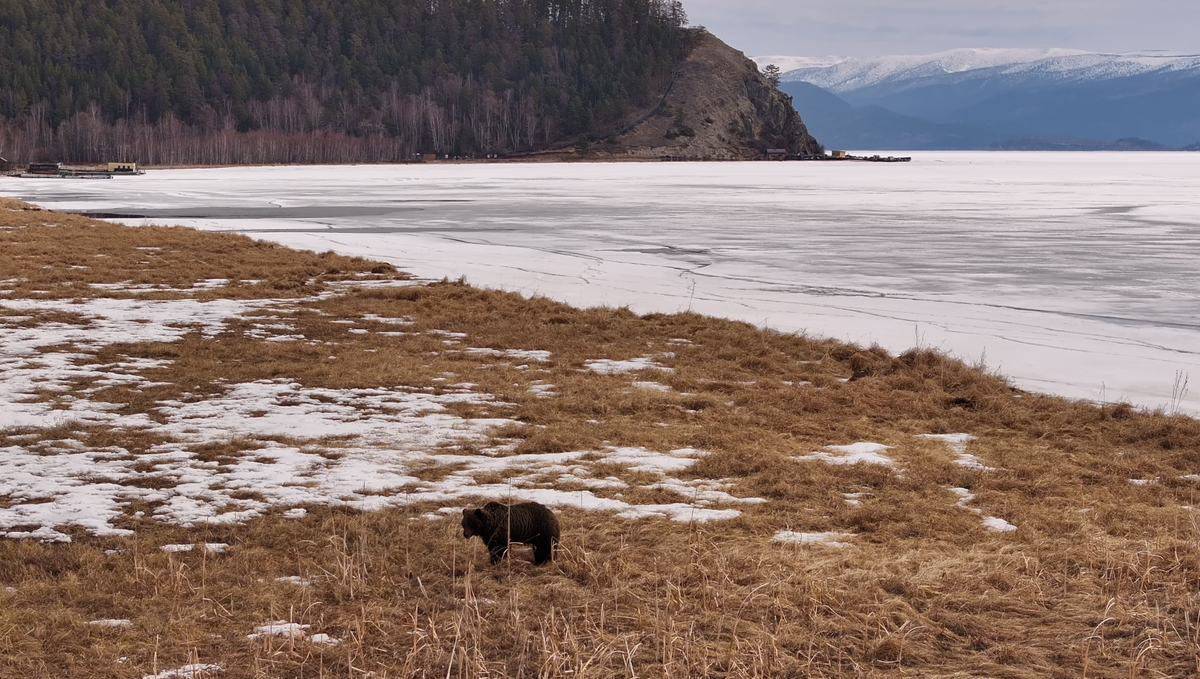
[2,198,1200,677]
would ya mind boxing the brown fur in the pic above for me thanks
[461,501,560,565]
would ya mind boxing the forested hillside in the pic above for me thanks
[0,0,692,164]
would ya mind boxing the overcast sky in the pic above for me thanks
[683,0,1200,57]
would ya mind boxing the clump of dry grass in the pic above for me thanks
[3,200,1200,677]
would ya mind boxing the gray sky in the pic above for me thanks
[684,0,1200,57]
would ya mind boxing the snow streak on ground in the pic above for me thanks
[920,433,994,471]
[0,295,764,541]
[773,531,855,548]
[949,487,1018,533]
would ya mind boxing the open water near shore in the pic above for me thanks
[6,152,1199,414]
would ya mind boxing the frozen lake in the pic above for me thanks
[5,152,1199,414]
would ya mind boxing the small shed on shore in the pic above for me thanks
[766,148,788,160]
[108,162,138,173]
[0,157,12,173]
[829,150,848,159]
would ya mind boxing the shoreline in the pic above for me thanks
[4,154,1200,415]
[9,148,1195,173]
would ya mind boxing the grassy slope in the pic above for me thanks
[2,198,1200,678]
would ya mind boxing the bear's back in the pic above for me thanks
[485,501,560,542]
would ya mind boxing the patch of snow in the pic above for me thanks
[142,664,222,679]
[949,487,975,505]
[559,474,628,489]
[274,576,312,586]
[798,442,894,466]
[772,531,854,548]
[466,347,552,362]
[617,505,741,522]
[527,383,556,398]
[246,620,338,645]
[632,381,671,392]
[605,446,708,474]
[248,621,309,640]
[87,619,132,627]
[982,516,1018,532]
[444,446,760,522]
[649,476,769,506]
[204,543,228,554]
[160,544,193,553]
[584,357,672,375]
[151,379,510,444]
[1129,478,1156,486]
[282,508,307,519]
[2,526,72,542]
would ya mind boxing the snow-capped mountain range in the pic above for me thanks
[753,48,1200,149]
[755,48,1200,92]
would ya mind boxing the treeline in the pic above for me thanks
[0,0,692,163]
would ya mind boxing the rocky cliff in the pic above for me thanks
[604,30,822,159]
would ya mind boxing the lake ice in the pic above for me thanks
[5,151,1199,414]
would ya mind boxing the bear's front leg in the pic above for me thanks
[532,537,554,565]
[487,538,509,564]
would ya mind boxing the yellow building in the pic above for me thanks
[108,162,138,173]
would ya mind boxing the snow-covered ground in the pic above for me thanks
[5,152,1199,414]
[0,293,769,540]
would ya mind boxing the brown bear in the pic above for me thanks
[461,501,560,565]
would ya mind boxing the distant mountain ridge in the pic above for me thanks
[759,48,1200,149]
[760,49,1200,92]
[777,81,993,150]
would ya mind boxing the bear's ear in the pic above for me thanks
[462,508,471,517]
[473,509,486,520]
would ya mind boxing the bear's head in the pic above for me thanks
[461,508,488,538]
